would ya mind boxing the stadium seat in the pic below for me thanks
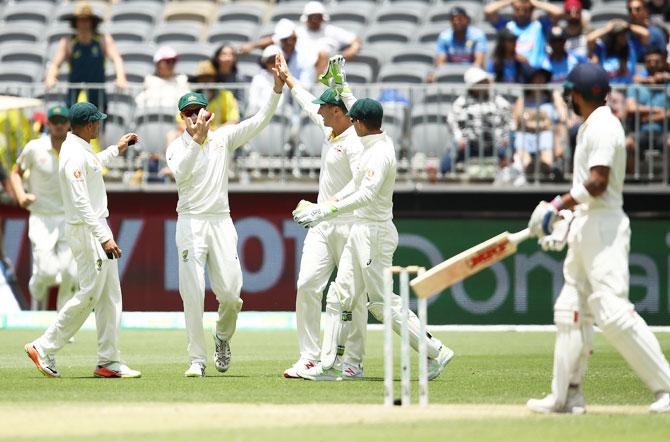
[378,63,429,84]
[152,22,203,45]
[410,105,452,157]
[0,24,42,44]
[102,115,130,151]
[1,1,54,25]
[46,22,74,45]
[349,50,384,81]
[0,43,46,66]
[332,21,365,35]
[270,3,305,23]
[171,43,213,76]
[248,114,292,156]
[216,3,265,25]
[416,24,448,44]
[163,2,216,25]
[298,117,324,157]
[108,61,153,84]
[373,5,425,26]
[117,43,156,64]
[432,1,484,23]
[236,61,261,82]
[423,85,460,104]
[256,23,276,40]
[328,2,375,26]
[590,5,629,22]
[364,23,416,45]
[107,21,154,43]
[344,62,374,83]
[207,22,259,44]
[389,46,435,66]
[434,64,470,83]
[110,1,165,25]
[0,62,39,83]
[106,91,136,119]
[135,108,177,154]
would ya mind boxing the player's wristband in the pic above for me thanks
[550,195,565,211]
[569,182,593,204]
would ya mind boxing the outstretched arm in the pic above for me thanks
[277,53,324,130]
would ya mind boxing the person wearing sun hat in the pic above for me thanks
[45,1,128,110]
[24,101,141,379]
[136,46,189,110]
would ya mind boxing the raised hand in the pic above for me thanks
[185,109,213,145]
[271,54,286,93]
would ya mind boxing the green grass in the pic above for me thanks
[2,329,670,441]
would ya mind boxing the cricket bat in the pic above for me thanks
[410,228,531,299]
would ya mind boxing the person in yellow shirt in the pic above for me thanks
[191,61,239,129]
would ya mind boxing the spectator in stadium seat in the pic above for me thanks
[45,2,127,111]
[191,61,240,129]
[211,43,246,104]
[442,67,512,174]
[487,28,530,83]
[135,46,190,110]
[627,0,668,62]
[588,20,639,85]
[248,45,287,115]
[624,46,670,174]
[562,0,590,59]
[485,0,563,68]
[512,66,566,181]
[546,26,588,83]
[297,1,361,60]
[427,7,488,82]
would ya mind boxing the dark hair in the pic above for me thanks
[492,30,518,81]
[643,45,667,59]
[603,28,629,67]
[359,116,383,130]
[210,43,239,82]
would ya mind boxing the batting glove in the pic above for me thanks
[294,202,338,228]
[538,210,574,252]
[528,196,563,238]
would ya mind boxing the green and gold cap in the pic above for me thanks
[47,105,70,121]
[346,98,383,121]
[69,102,106,125]
[311,88,344,106]
[178,92,208,111]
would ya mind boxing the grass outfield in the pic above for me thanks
[1,329,669,441]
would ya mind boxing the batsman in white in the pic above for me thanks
[294,66,454,380]
[10,105,77,312]
[527,63,670,414]
[25,102,141,378]
[166,60,284,378]
[276,54,367,379]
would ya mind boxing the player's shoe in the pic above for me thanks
[318,55,346,88]
[650,392,670,413]
[184,362,206,378]
[94,362,142,378]
[24,343,60,378]
[283,358,316,379]
[297,363,342,381]
[427,346,455,381]
[342,362,364,380]
[213,335,231,373]
[526,391,586,415]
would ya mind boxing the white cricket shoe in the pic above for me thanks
[650,392,670,413]
[184,362,206,378]
[25,343,60,378]
[283,358,316,379]
[342,362,364,380]
[427,346,455,381]
[297,363,342,381]
[527,391,586,415]
[213,335,231,373]
[94,362,142,378]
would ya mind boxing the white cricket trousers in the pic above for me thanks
[36,221,122,365]
[550,208,670,406]
[176,215,243,365]
[296,220,367,365]
[28,213,77,310]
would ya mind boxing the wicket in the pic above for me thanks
[383,266,428,407]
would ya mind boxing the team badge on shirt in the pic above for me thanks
[366,169,374,177]
[182,250,189,262]
[73,170,82,179]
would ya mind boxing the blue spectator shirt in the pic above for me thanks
[630,25,667,63]
[493,17,551,68]
[435,26,488,64]
[626,83,670,132]
[594,41,637,84]
[486,59,525,83]
[548,51,588,83]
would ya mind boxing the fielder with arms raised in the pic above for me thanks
[276,54,367,379]
[25,102,141,378]
[527,63,670,413]
[166,60,284,377]
[293,80,454,381]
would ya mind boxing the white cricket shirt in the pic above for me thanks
[167,92,281,217]
[334,132,396,222]
[59,133,118,243]
[17,136,63,215]
[572,105,626,210]
[291,85,362,223]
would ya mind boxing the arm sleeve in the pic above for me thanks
[340,86,357,111]
[474,33,488,55]
[16,143,32,171]
[587,130,616,168]
[62,156,111,243]
[333,179,356,201]
[333,153,389,214]
[95,144,119,166]
[217,92,281,150]
[166,137,202,182]
[435,33,448,55]
[291,85,325,131]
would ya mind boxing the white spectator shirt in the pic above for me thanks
[248,70,286,115]
[572,106,626,210]
[59,133,119,243]
[296,24,357,56]
[166,92,281,217]
[17,136,63,215]
[136,73,190,109]
[291,84,363,223]
[334,132,397,222]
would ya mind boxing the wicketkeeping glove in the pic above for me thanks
[538,210,574,252]
[294,202,338,228]
[292,199,315,218]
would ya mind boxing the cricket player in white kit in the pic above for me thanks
[527,63,670,413]
[294,94,454,381]
[166,65,284,378]
[25,102,141,378]
[10,105,77,311]
[276,55,367,379]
